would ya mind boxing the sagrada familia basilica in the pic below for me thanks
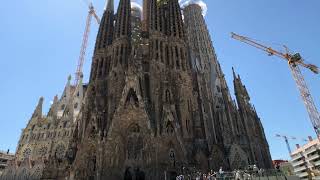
[1,0,272,179]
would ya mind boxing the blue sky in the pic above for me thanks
[0,0,319,160]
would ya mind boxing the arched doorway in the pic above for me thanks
[135,168,145,180]
[168,171,177,180]
[124,167,133,180]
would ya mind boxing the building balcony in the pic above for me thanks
[314,160,320,166]
[307,153,319,161]
[298,171,309,178]
[294,165,306,173]
[304,145,319,155]
[291,160,305,167]
[291,154,303,161]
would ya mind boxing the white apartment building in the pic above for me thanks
[291,136,320,180]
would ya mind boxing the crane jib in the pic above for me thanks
[231,32,320,137]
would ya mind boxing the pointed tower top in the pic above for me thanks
[74,72,84,98]
[94,0,115,52]
[77,72,84,86]
[53,95,58,104]
[60,75,72,100]
[105,0,114,12]
[114,0,132,39]
[32,96,44,118]
[232,67,241,80]
[47,95,59,117]
[65,75,72,89]
[79,73,83,84]
[232,67,236,79]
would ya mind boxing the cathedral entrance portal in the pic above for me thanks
[124,167,133,180]
[168,171,177,180]
[124,167,145,180]
[135,168,145,180]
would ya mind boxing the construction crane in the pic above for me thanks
[274,134,312,179]
[231,32,320,136]
[74,2,100,85]
[275,134,294,155]
[275,134,308,155]
[275,133,318,179]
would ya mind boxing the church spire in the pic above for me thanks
[47,95,59,117]
[63,75,72,100]
[169,0,185,38]
[105,0,114,12]
[95,0,114,50]
[233,68,251,110]
[232,67,236,79]
[144,0,158,31]
[114,0,131,39]
[31,97,44,118]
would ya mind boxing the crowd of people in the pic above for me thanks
[175,165,277,180]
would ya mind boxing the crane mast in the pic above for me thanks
[275,134,293,154]
[231,32,320,136]
[74,3,100,85]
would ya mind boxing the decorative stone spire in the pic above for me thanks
[114,0,131,39]
[146,0,158,31]
[53,95,59,104]
[63,75,72,99]
[105,0,114,12]
[232,67,236,79]
[169,0,185,38]
[47,95,59,117]
[142,0,150,31]
[95,0,115,50]
[233,68,241,94]
[31,97,44,118]
[76,73,84,88]
[72,73,84,122]
[233,68,251,111]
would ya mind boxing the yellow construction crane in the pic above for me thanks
[231,32,320,136]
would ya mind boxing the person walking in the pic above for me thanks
[176,174,184,180]
[252,164,259,177]
[218,167,224,179]
[235,170,241,180]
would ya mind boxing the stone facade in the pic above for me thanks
[182,2,272,171]
[0,151,14,177]
[0,76,86,179]
[1,0,272,179]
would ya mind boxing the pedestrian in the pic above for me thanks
[258,168,263,177]
[195,172,201,180]
[212,171,217,179]
[243,172,251,180]
[218,167,224,179]
[235,170,241,180]
[252,164,258,177]
[202,173,207,180]
[176,174,184,180]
